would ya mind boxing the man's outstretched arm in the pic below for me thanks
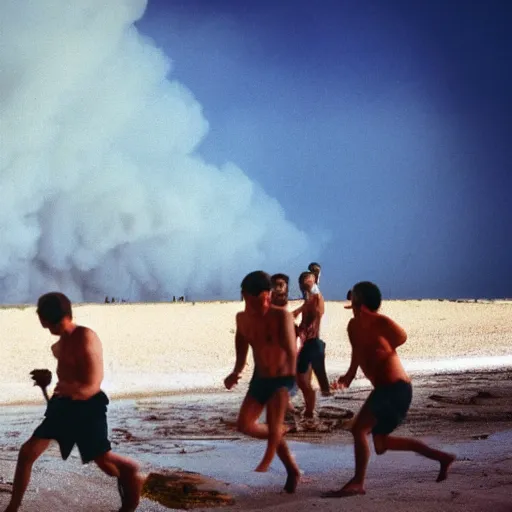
[224,314,249,389]
[336,321,359,388]
[232,330,249,375]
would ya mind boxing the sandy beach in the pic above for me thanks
[0,300,511,511]
[1,300,511,404]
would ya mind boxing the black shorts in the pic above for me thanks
[297,338,326,374]
[368,380,413,435]
[33,391,112,464]
[248,375,296,405]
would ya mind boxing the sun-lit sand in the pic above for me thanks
[1,300,511,404]
[0,300,511,511]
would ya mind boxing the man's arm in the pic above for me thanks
[292,304,303,319]
[379,315,407,349]
[232,330,249,375]
[51,342,60,359]
[55,329,103,400]
[337,320,359,388]
[315,293,325,317]
[224,314,249,389]
[279,309,298,371]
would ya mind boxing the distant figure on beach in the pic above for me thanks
[324,281,455,498]
[224,271,300,493]
[4,292,143,512]
[294,271,331,425]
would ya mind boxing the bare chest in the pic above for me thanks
[245,321,278,348]
[55,344,82,375]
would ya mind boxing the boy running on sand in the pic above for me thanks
[224,271,300,493]
[4,292,143,512]
[324,281,455,498]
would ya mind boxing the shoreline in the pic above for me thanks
[1,300,511,405]
[1,298,511,308]
[1,359,512,408]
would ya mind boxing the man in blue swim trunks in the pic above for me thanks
[324,281,455,498]
[224,271,301,493]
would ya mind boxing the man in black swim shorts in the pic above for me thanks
[295,271,331,425]
[324,282,455,498]
[4,292,143,512]
[224,271,301,493]
[247,373,296,405]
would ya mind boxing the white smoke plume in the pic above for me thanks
[0,0,314,303]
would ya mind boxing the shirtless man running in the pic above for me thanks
[295,271,331,422]
[324,281,455,497]
[4,292,143,512]
[224,271,300,493]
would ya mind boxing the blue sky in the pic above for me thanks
[136,0,512,299]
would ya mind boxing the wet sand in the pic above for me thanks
[0,367,511,511]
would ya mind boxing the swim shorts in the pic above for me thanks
[248,375,296,405]
[368,380,413,435]
[33,390,112,463]
[297,338,326,374]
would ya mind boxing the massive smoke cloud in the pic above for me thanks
[0,0,313,303]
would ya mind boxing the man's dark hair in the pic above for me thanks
[241,271,272,296]
[346,289,352,301]
[37,292,73,324]
[308,262,321,272]
[271,273,289,285]
[298,271,314,285]
[352,281,382,312]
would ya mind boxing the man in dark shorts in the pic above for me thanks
[295,271,331,425]
[4,292,143,512]
[324,281,455,498]
[224,271,300,493]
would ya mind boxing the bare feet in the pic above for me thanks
[118,472,145,511]
[254,462,270,473]
[283,468,301,494]
[437,454,456,482]
[322,480,366,498]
